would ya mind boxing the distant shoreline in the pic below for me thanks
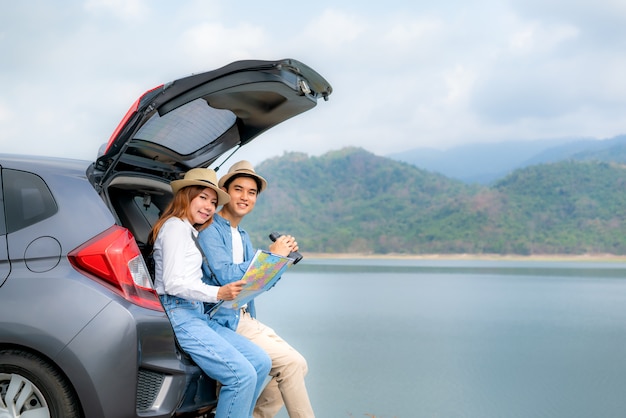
[302,252,626,262]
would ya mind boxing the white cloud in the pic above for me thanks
[0,102,12,123]
[442,65,476,106]
[509,21,579,53]
[384,17,442,46]
[1,0,626,162]
[303,9,365,48]
[84,0,150,20]
[180,22,272,67]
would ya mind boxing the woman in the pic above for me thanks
[149,167,271,418]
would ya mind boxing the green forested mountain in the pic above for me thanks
[490,161,626,254]
[242,147,626,255]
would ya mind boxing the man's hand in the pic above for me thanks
[269,234,298,257]
[217,280,245,300]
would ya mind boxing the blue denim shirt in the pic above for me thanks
[198,213,257,330]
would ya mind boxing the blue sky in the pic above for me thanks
[1,0,626,165]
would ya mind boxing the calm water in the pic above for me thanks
[257,258,626,418]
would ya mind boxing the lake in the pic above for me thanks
[257,258,626,418]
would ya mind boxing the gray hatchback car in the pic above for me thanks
[0,58,331,418]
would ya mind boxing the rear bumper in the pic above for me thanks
[0,268,217,417]
[59,300,217,417]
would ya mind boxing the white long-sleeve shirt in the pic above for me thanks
[153,217,219,303]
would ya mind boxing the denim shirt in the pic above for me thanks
[198,213,257,330]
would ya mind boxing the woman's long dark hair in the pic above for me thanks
[148,185,213,245]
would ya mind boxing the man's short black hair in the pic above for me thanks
[223,173,263,194]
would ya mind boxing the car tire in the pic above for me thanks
[0,349,81,418]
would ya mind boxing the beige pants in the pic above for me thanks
[237,310,315,418]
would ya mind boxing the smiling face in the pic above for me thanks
[186,187,218,225]
[220,176,259,225]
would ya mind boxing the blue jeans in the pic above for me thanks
[160,295,271,418]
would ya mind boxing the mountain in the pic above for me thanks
[525,134,626,165]
[387,135,626,184]
[242,147,626,255]
[488,160,626,254]
[245,147,480,253]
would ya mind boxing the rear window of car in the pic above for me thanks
[134,98,236,154]
[3,169,58,233]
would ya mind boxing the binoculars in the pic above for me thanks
[269,232,303,264]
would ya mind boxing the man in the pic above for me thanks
[198,160,315,418]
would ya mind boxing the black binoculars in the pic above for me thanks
[269,232,303,264]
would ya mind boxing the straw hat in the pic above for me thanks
[218,160,268,192]
[170,168,231,205]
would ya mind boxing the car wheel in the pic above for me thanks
[0,349,81,418]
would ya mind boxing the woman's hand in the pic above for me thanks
[217,280,245,300]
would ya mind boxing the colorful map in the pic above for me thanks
[221,250,292,310]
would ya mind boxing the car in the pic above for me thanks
[0,58,332,418]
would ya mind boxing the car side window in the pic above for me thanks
[3,169,58,234]
[0,169,6,236]
[0,169,9,285]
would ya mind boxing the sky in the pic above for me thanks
[2,0,626,165]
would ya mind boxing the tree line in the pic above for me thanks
[243,147,626,256]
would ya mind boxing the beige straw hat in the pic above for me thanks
[218,160,268,192]
[170,168,231,205]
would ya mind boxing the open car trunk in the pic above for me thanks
[89,58,332,271]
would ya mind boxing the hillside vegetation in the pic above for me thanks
[242,147,626,256]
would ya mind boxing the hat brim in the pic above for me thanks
[218,170,268,192]
[170,179,231,206]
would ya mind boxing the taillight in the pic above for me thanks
[69,225,163,311]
